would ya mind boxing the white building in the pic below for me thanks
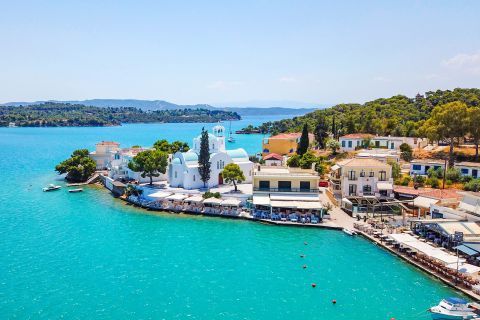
[430,192,480,222]
[329,158,394,199]
[455,162,480,179]
[339,134,427,152]
[168,126,253,189]
[262,153,284,166]
[89,141,120,169]
[355,149,400,163]
[108,147,168,183]
[410,159,446,176]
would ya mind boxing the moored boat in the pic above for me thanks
[343,228,357,236]
[430,297,480,319]
[68,188,83,193]
[43,184,61,192]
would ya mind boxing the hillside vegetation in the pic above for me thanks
[255,88,480,137]
[0,102,240,127]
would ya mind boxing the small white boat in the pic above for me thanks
[343,228,357,236]
[43,184,61,192]
[430,297,480,319]
[227,121,235,143]
[68,188,83,193]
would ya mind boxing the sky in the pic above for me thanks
[1,0,479,107]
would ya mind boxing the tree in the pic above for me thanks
[420,101,468,167]
[445,168,461,183]
[286,154,301,167]
[468,106,480,161]
[399,143,413,162]
[198,127,211,187]
[314,115,329,149]
[326,138,340,155]
[221,163,245,192]
[464,179,480,192]
[55,149,97,182]
[153,139,189,154]
[389,161,401,179]
[127,149,168,185]
[297,123,309,155]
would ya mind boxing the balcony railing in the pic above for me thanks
[254,187,318,193]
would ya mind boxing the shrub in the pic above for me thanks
[286,154,301,167]
[445,168,461,183]
[461,175,473,183]
[464,179,480,192]
[445,179,453,187]
[401,176,411,186]
[413,175,425,187]
[426,177,440,188]
[203,191,221,199]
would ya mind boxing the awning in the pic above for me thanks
[454,245,479,256]
[413,196,438,209]
[147,191,172,199]
[184,195,204,203]
[165,194,188,201]
[377,182,393,190]
[297,202,323,210]
[221,199,241,207]
[270,200,297,208]
[331,164,340,171]
[253,196,270,206]
[203,197,223,205]
[270,194,320,202]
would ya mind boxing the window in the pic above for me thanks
[259,181,270,190]
[341,140,346,147]
[379,171,386,181]
[473,169,478,178]
[348,170,356,180]
[348,141,352,148]
[356,141,360,146]
[278,181,292,191]
[375,141,380,147]
[369,171,374,177]
[379,190,388,197]
[412,164,421,171]
[193,175,196,181]
[363,185,372,194]
[300,181,310,191]
[390,142,394,149]
[434,166,441,171]
[263,149,270,153]
[360,170,365,177]
[461,168,469,175]
[348,184,357,196]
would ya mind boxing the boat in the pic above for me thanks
[227,121,235,143]
[68,188,83,193]
[43,184,61,192]
[342,228,357,236]
[430,297,480,319]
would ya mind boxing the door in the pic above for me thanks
[473,169,478,178]
[218,172,223,185]
[278,181,292,192]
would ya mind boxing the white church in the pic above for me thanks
[168,125,253,189]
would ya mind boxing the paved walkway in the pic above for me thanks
[319,187,354,229]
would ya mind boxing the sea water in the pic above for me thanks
[0,116,461,319]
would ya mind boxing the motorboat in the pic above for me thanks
[68,188,83,193]
[343,228,357,236]
[430,297,480,319]
[43,184,61,192]
[227,121,235,143]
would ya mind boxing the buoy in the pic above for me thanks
[311,283,316,288]
[332,299,337,304]
[300,254,305,258]
[303,265,307,269]
[304,242,308,245]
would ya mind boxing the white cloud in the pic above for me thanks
[442,51,480,75]
[278,76,297,83]
[373,76,391,82]
[206,80,243,90]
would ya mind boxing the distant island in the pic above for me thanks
[0,99,317,117]
[0,102,240,127]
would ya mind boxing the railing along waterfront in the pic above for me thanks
[253,187,318,193]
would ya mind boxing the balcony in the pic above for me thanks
[254,187,318,193]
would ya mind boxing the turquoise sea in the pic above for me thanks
[0,115,462,319]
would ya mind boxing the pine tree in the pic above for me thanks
[297,123,309,155]
[198,127,211,187]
